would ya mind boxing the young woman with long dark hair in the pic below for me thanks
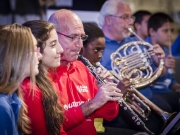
[22,20,65,135]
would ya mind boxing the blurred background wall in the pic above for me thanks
[0,0,180,39]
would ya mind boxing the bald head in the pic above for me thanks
[48,9,83,33]
[48,9,85,65]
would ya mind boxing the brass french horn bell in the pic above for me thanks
[109,27,176,129]
[110,29,164,88]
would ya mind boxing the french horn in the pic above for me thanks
[107,28,177,134]
[110,40,164,88]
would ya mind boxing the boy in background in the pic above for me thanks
[133,10,152,40]
[146,12,180,112]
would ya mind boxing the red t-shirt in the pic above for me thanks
[54,60,119,135]
[21,78,66,135]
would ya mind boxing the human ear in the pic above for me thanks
[105,15,111,25]
[149,28,155,36]
[134,23,141,30]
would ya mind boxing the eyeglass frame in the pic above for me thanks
[57,32,88,42]
[109,14,135,22]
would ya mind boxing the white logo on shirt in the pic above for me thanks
[64,101,85,110]
[63,99,90,110]
[76,85,88,93]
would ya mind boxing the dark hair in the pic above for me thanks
[133,10,151,30]
[23,20,64,135]
[83,22,104,48]
[148,12,174,35]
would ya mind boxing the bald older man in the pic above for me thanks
[48,9,123,135]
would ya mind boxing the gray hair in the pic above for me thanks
[98,0,129,27]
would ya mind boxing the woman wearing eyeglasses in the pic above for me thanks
[0,24,41,135]
[21,20,66,135]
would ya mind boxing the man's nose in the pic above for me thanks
[75,40,83,48]
[128,19,134,26]
[127,16,134,26]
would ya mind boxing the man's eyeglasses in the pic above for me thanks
[57,32,88,42]
[109,15,135,22]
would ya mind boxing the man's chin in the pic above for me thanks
[122,32,131,39]
[61,55,78,61]
[70,56,78,62]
